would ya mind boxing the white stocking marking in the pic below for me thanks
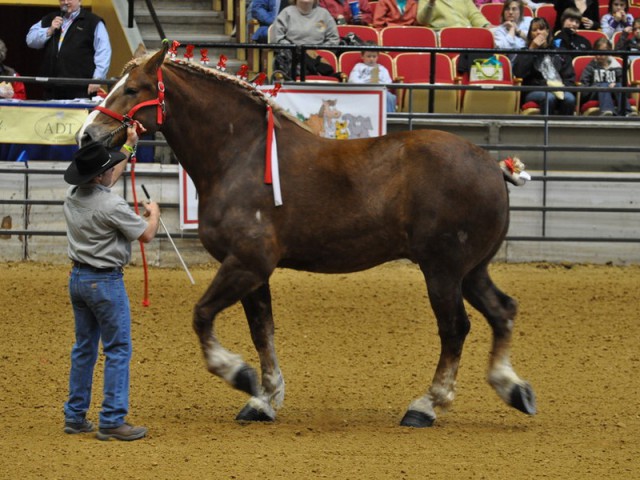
[205,343,245,384]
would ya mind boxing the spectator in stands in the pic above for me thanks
[26,0,111,100]
[417,0,491,29]
[513,17,577,115]
[373,0,419,28]
[601,0,633,40]
[348,41,397,111]
[580,37,636,116]
[271,0,340,80]
[251,0,291,43]
[553,7,592,50]
[474,0,545,11]
[0,39,27,100]
[493,0,533,55]
[615,17,640,62]
[63,123,159,442]
[320,0,373,25]
[552,0,599,33]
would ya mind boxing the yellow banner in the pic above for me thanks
[0,105,90,145]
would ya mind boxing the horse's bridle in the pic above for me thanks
[94,66,166,134]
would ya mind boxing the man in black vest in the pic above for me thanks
[26,0,112,100]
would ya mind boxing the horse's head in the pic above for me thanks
[77,42,169,148]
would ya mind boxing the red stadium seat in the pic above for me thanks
[379,26,438,57]
[337,25,380,45]
[394,52,459,113]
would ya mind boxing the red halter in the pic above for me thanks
[94,67,166,128]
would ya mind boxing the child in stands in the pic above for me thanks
[553,7,592,51]
[600,0,633,40]
[615,17,640,63]
[348,42,397,112]
[579,37,636,116]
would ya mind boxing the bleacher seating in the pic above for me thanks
[575,29,608,47]
[379,26,438,57]
[439,27,495,61]
[573,55,604,115]
[337,25,380,44]
[394,52,459,113]
[459,54,521,114]
[296,50,341,82]
[629,57,640,109]
[227,0,640,117]
[535,4,557,32]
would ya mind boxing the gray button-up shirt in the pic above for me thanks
[64,184,147,269]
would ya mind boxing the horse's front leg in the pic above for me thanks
[193,255,270,405]
[401,269,470,428]
[235,283,285,422]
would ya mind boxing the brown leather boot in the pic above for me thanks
[96,423,147,441]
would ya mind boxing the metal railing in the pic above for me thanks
[2,44,639,257]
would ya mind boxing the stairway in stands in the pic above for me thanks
[133,0,244,70]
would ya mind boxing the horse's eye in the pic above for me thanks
[124,88,138,96]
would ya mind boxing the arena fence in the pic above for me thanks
[1,46,639,264]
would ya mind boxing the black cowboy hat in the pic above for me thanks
[64,142,127,185]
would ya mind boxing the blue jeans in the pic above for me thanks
[64,266,132,429]
[591,82,631,115]
[524,90,576,115]
[386,90,397,113]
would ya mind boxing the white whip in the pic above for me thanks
[141,184,195,285]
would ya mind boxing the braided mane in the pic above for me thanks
[122,53,306,128]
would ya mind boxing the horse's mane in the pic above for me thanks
[122,53,310,131]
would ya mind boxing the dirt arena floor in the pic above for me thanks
[1,261,638,479]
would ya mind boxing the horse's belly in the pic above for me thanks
[279,234,409,273]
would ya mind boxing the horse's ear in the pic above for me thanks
[145,39,170,73]
[133,43,147,59]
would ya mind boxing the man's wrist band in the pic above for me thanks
[123,144,135,154]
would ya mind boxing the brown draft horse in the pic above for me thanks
[78,43,536,428]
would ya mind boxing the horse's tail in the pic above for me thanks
[500,156,531,186]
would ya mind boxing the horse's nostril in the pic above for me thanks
[79,132,92,147]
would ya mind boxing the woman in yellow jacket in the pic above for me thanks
[416,0,489,29]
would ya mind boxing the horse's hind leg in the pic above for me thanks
[401,266,470,428]
[462,264,536,415]
[235,284,285,422]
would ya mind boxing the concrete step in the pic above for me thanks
[138,22,228,38]
[134,0,214,12]
[133,0,243,72]
[135,9,223,26]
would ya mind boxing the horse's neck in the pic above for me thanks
[161,67,267,190]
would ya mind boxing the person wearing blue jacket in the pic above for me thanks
[251,0,290,43]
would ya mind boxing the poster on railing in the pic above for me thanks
[179,85,386,229]
[0,102,94,145]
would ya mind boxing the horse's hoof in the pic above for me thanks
[235,404,275,423]
[233,365,259,397]
[509,382,537,415]
[400,410,435,428]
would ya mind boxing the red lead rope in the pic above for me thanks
[129,153,150,307]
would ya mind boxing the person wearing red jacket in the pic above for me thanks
[320,0,373,25]
[0,39,27,100]
[373,0,418,28]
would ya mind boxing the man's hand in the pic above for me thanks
[47,16,63,37]
[142,200,160,219]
